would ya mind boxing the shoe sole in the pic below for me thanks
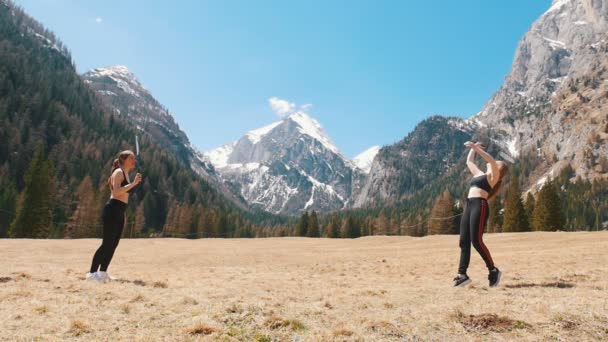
[490,271,502,288]
[454,279,471,287]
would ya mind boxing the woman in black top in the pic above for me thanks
[87,150,141,283]
[454,141,508,288]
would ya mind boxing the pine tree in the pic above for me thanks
[375,211,390,235]
[502,175,529,232]
[9,147,56,238]
[532,180,564,231]
[0,180,17,238]
[66,176,98,238]
[428,190,454,235]
[307,210,320,237]
[133,201,145,237]
[200,210,215,238]
[296,211,309,237]
[523,192,535,231]
[162,200,177,236]
[326,216,341,238]
[341,216,360,238]
[487,197,503,233]
[215,211,229,238]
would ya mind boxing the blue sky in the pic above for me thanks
[16,0,551,158]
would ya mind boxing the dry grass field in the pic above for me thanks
[1,232,607,341]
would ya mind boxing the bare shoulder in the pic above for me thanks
[112,168,124,180]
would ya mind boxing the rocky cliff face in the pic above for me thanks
[473,0,608,189]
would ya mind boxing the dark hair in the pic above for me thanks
[107,150,135,189]
[488,161,508,201]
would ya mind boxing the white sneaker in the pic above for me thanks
[85,272,103,282]
[97,271,110,283]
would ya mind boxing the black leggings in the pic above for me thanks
[458,197,494,274]
[90,199,126,273]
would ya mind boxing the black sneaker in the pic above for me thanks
[489,267,502,288]
[453,274,471,287]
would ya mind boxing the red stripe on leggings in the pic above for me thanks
[478,200,494,267]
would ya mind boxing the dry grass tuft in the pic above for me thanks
[129,294,145,303]
[152,281,168,288]
[120,304,131,314]
[34,305,48,314]
[183,297,198,305]
[452,310,531,333]
[552,314,580,330]
[187,323,218,336]
[68,320,92,336]
[0,276,12,283]
[333,328,354,337]
[366,321,395,332]
[16,272,31,280]
[226,303,243,313]
[505,281,575,289]
[133,279,146,286]
[264,315,306,331]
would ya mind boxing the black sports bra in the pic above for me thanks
[470,174,492,193]
[113,168,135,193]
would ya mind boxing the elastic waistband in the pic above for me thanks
[107,198,128,209]
[467,197,488,202]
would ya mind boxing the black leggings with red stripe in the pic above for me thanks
[458,197,494,274]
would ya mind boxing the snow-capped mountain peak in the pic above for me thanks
[84,65,145,98]
[352,146,381,173]
[86,65,136,80]
[544,0,573,16]
[286,111,340,154]
[203,111,364,215]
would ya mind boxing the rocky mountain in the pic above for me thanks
[205,112,365,215]
[82,66,249,209]
[472,0,608,190]
[352,116,476,208]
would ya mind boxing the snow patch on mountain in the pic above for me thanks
[287,112,340,154]
[205,142,235,169]
[352,146,381,173]
[246,121,282,144]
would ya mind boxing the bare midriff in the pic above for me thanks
[467,187,489,200]
[109,170,131,204]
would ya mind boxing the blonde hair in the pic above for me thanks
[107,150,135,188]
[488,161,508,201]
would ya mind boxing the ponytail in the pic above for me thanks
[488,162,508,201]
[108,158,121,188]
[107,150,135,189]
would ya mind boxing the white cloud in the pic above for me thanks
[95,17,103,24]
[268,97,296,117]
[300,103,313,111]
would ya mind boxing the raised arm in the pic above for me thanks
[462,141,482,175]
[466,147,482,176]
[472,143,500,180]
[111,169,139,195]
